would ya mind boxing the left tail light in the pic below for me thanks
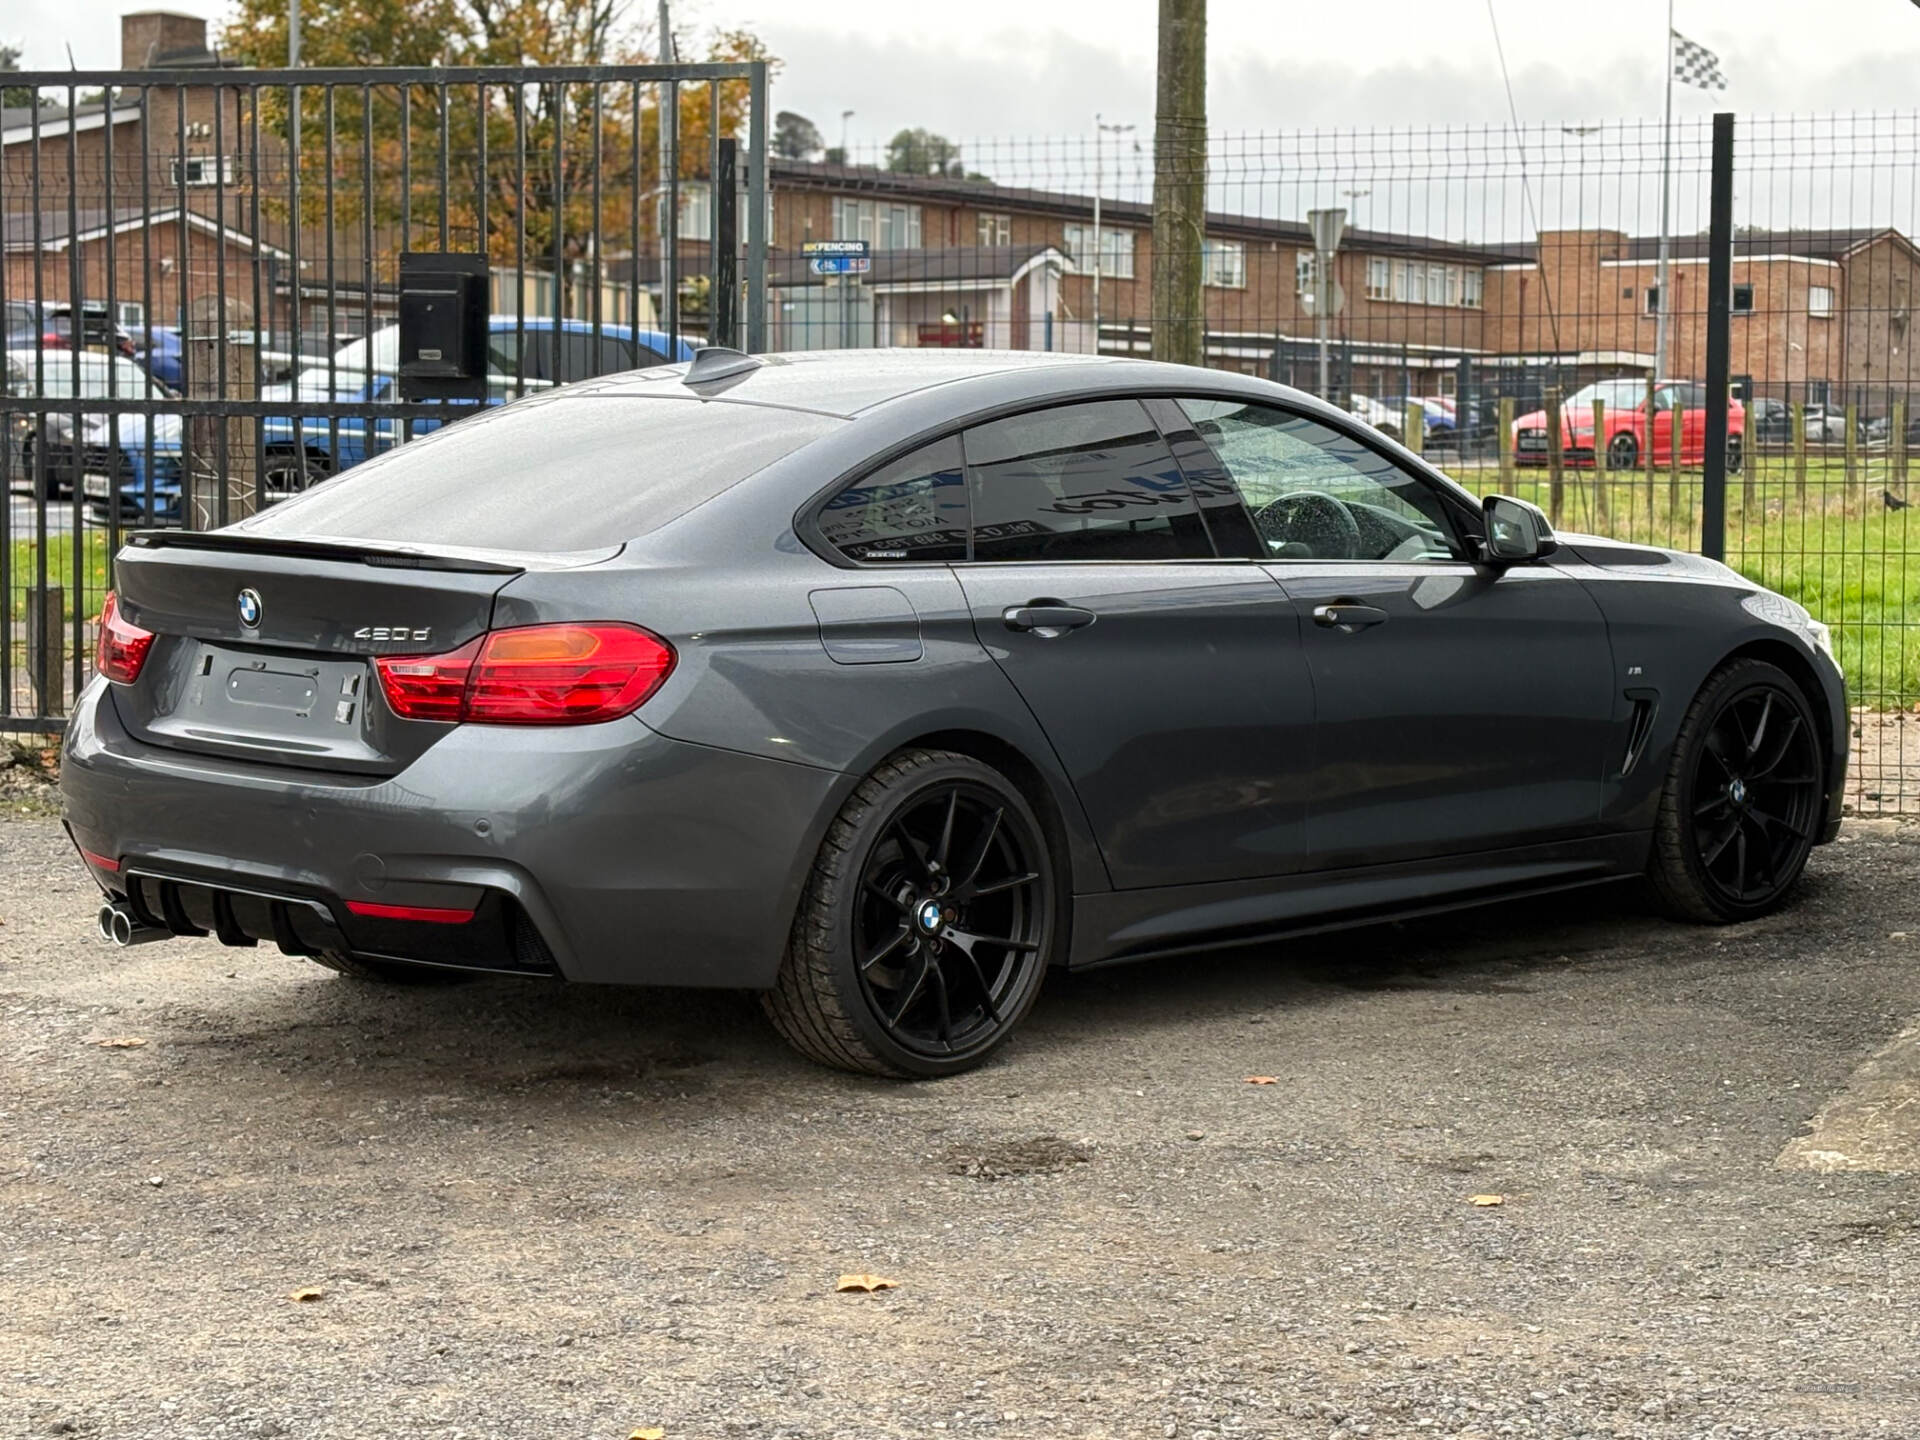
[375,623,675,726]
[96,591,155,684]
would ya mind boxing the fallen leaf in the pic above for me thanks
[90,1036,147,1049]
[1244,1076,1278,1085]
[629,1429,666,1440]
[288,1286,326,1302]
[835,1274,897,1293]
[1469,1194,1506,1207]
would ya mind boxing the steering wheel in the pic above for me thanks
[1253,490,1364,560]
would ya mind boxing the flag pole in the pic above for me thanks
[1653,0,1675,381]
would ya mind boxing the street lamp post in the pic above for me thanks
[1092,114,1135,356]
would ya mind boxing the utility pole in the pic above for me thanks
[1092,115,1134,357]
[1653,0,1675,380]
[1150,0,1207,366]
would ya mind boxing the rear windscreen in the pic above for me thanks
[234,394,840,552]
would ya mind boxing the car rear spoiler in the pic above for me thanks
[123,530,617,575]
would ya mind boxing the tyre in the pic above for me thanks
[1726,436,1744,474]
[1647,659,1825,923]
[311,951,477,985]
[261,448,331,504]
[1607,431,1639,470]
[763,747,1059,1078]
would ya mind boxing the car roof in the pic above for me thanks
[572,347,1133,418]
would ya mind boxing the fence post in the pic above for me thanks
[711,137,739,350]
[1793,402,1807,504]
[1895,397,1909,492]
[25,584,64,720]
[1498,396,1514,487]
[745,61,769,354]
[1700,111,1734,563]
[1545,385,1565,524]
[1669,406,1683,519]
[1591,398,1609,528]
[1844,401,1858,487]
[1644,375,1657,529]
[1404,400,1424,457]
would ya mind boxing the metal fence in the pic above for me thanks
[2,60,767,734]
[766,115,1917,816]
[3,91,1915,816]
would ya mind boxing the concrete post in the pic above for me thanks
[185,295,258,531]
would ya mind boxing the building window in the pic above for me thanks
[1397,260,1426,305]
[677,183,711,241]
[1366,256,1391,300]
[1809,285,1834,317]
[1429,264,1449,306]
[977,212,1010,246]
[169,154,235,188]
[834,198,922,250]
[1295,250,1315,297]
[1461,267,1484,309]
[1646,285,1661,315]
[1063,224,1135,279]
[1204,240,1246,289]
[1732,283,1754,313]
[115,301,145,328]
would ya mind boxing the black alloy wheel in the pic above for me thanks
[764,748,1057,1077]
[1607,431,1639,469]
[1649,660,1824,921]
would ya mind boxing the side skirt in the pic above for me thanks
[1067,832,1651,969]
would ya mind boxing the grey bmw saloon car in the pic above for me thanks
[62,348,1847,1077]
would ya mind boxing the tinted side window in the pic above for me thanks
[965,400,1213,562]
[555,331,596,383]
[818,437,968,563]
[1179,398,1457,562]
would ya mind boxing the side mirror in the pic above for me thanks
[1480,494,1558,564]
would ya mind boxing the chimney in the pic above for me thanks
[121,11,212,70]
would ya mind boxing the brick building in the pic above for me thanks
[764,159,1525,399]
[2,12,277,338]
[1483,227,1920,406]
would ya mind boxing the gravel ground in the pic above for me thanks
[3,811,1919,1440]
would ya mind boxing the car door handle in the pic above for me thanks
[1312,602,1390,631]
[1003,603,1097,634]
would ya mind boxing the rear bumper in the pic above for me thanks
[61,679,849,988]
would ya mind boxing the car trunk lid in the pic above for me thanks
[106,530,612,774]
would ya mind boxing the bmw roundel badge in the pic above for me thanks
[237,588,264,629]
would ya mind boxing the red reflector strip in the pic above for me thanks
[79,847,120,873]
[344,900,476,925]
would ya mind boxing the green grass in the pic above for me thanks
[1448,453,1919,707]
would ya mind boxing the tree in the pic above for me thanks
[885,127,963,178]
[2,41,36,109]
[1150,0,1205,366]
[220,0,774,286]
[773,110,822,161]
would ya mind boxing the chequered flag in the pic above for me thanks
[1672,31,1728,91]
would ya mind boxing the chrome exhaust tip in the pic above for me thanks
[98,901,167,947]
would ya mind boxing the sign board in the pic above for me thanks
[804,239,872,277]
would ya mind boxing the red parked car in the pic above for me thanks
[1514,379,1743,471]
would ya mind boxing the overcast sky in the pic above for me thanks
[10,0,1920,137]
[757,0,1920,142]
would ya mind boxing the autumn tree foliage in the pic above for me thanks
[220,0,773,284]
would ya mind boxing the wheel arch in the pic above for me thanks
[882,726,1104,918]
[1710,634,1847,840]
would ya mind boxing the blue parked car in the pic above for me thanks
[4,348,183,518]
[258,317,699,500]
[134,324,184,390]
